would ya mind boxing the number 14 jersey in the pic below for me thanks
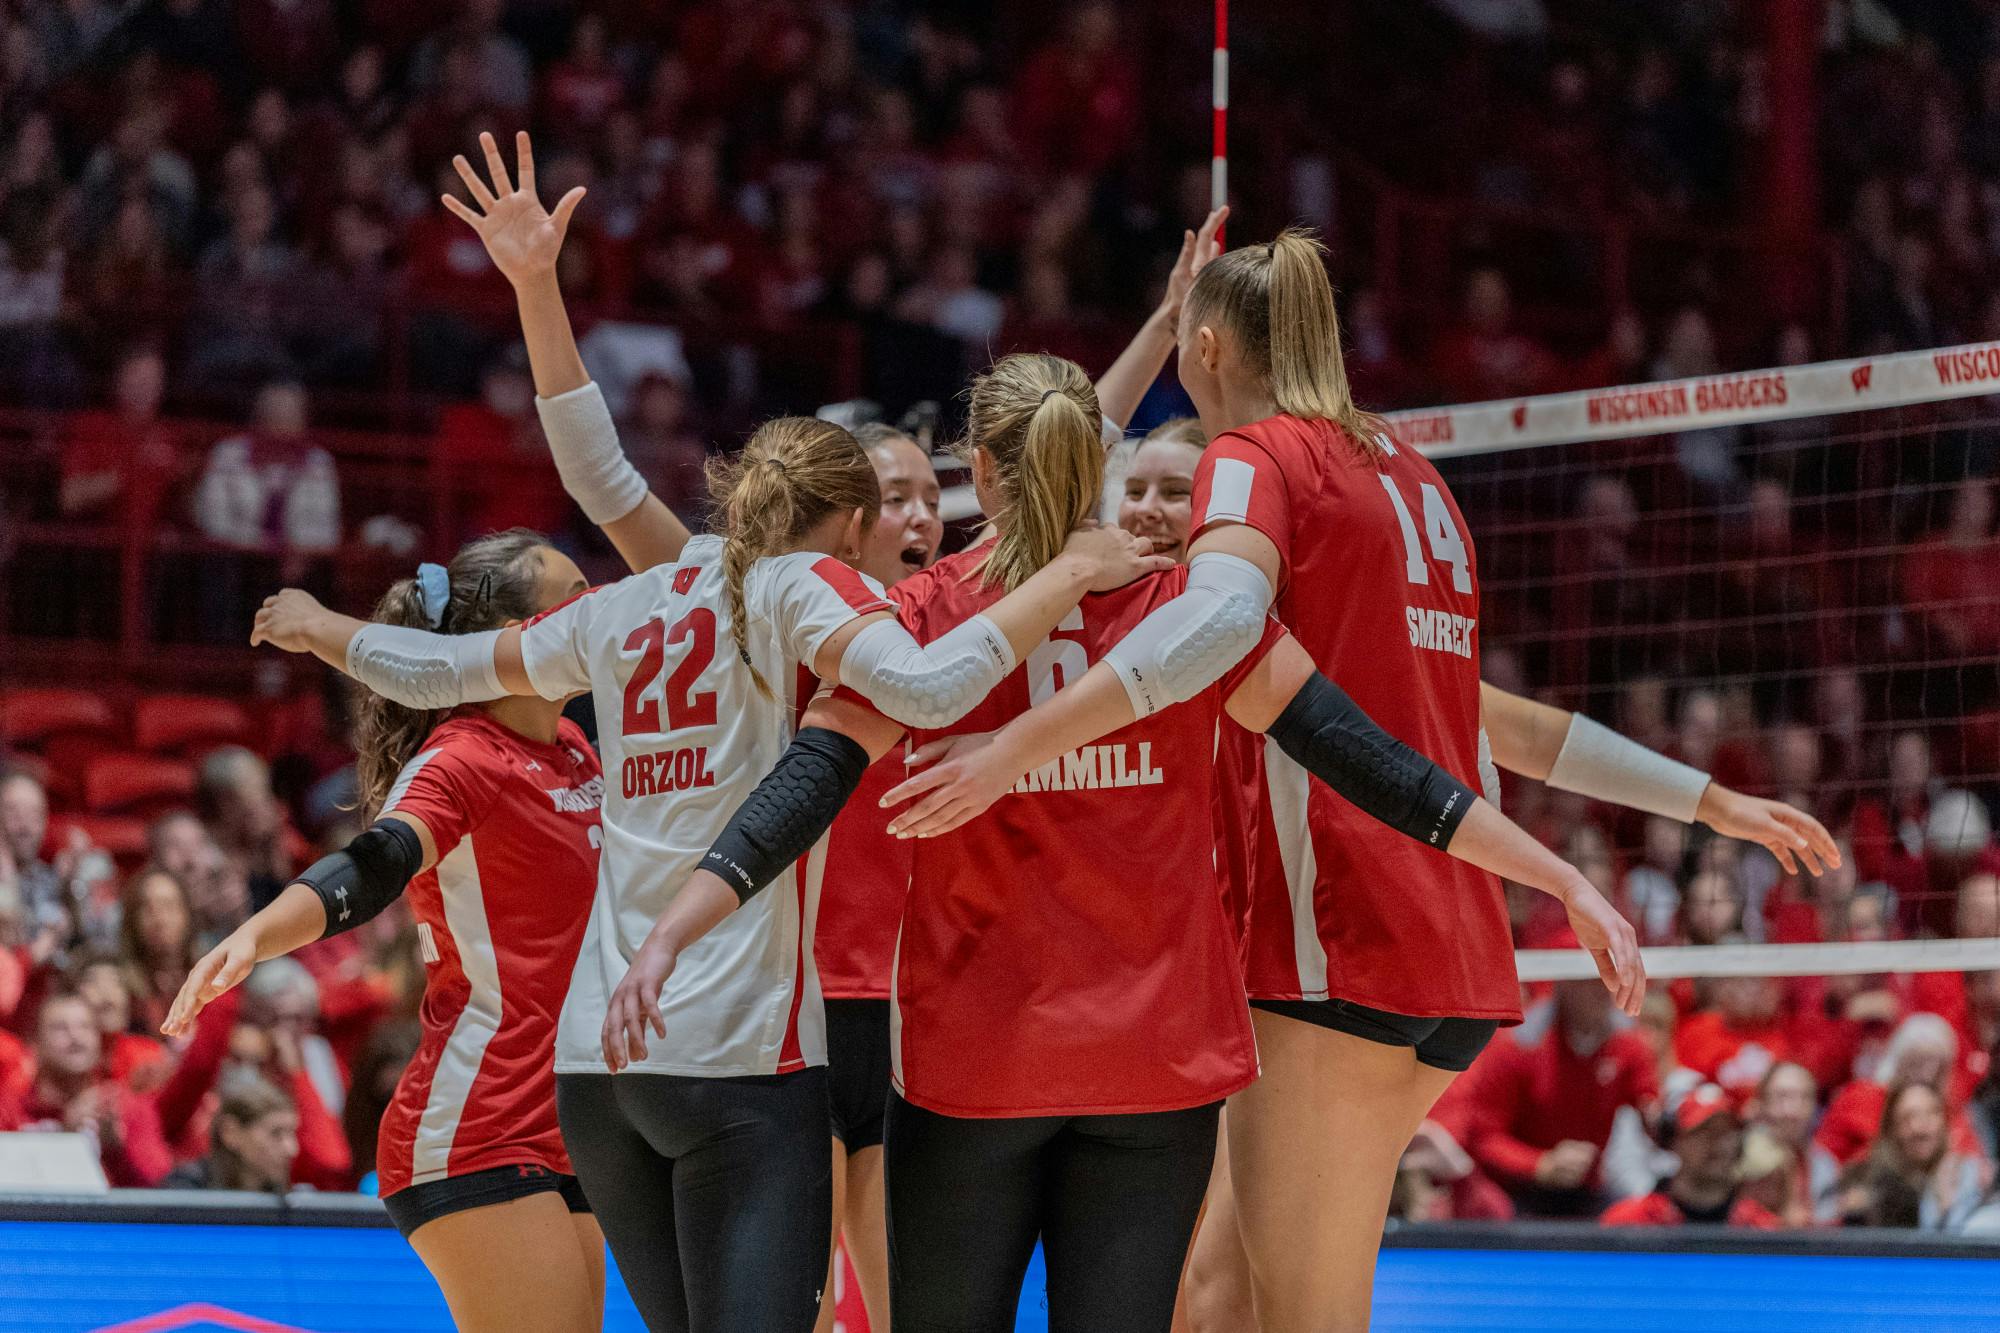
[519,533,893,1077]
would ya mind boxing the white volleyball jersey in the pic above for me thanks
[520,534,893,1077]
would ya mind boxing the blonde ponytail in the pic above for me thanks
[962,354,1105,591]
[1185,226,1384,457]
[706,416,880,698]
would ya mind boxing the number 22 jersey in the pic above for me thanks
[519,533,893,1078]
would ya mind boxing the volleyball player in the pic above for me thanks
[603,351,1635,1331]
[874,231,1673,1330]
[164,531,608,1332]
[1098,398,1842,1331]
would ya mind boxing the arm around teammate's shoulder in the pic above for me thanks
[805,527,1170,731]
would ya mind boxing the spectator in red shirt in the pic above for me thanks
[1902,477,2000,655]
[163,1067,300,1194]
[1850,730,1938,906]
[1430,267,1560,403]
[435,351,567,543]
[1441,962,1660,1217]
[1817,1013,1983,1166]
[539,13,626,147]
[1676,971,1792,1098]
[1011,3,1139,179]
[1602,1084,1780,1228]
[116,865,198,1038]
[0,991,172,1186]
[74,950,167,1094]
[59,345,178,527]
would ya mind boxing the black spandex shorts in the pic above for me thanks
[380,1162,590,1239]
[557,1067,830,1333]
[885,1092,1221,1333]
[1249,997,1499,1072]
[825,998,892,1150]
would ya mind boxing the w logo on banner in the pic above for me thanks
[1852,363,1874,393]
[1510,403,1528,430]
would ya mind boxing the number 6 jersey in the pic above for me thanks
[518,533,893,1077]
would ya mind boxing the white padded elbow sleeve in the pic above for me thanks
[537,381,649,525]
[1102,552,1271,716]
[838,614,1016,730]
[1477,726,1502,811]
[346,624,507,711]
[1546,713,1711,823]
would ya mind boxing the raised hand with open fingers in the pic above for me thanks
[1163,205,1229,324]
[442,130,587,287]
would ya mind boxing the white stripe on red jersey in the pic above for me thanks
[373,713,601,1197]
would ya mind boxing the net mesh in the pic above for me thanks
[1407,376,2000,985]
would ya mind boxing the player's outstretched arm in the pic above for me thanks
[161,812,442,1038]
[1094,206,1227,433]
[445,130,691,573]
[809,526,1170,731]
[602,696,904,1068]
[1479,683,1840,876]
[251,589,539,706]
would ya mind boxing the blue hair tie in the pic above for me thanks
[415,563,450,629]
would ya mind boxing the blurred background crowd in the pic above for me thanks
[5,0,2000,1234]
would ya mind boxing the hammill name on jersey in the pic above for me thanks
[1012,742,1166,795]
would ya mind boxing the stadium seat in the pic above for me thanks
[0,688,116,750]
[82,752,196,817]
[132,693,254,757]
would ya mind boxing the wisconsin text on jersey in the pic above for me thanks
[544,775,607,813]
[1406,607,1477,660]
[1011,742,1166,795]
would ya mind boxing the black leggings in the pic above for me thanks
[884,1092,1222,1333]
[556,1069,831,1333]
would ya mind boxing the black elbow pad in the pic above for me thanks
[1267,673,1475,849]
[703,728,871,904]
[294,817,426,936]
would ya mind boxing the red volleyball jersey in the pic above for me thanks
[878,548,1279,1118]
[1191,414,1518,1022]
[374,712,602,1196]
[811,751,912,1000]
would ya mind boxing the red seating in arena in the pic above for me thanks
[0,687,116,749]
[132,694,255,758]
[82,752,197,818]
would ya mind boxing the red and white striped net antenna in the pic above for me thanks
[1212,0,1228,240]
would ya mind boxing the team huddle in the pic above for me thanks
[163,134,1841,1333]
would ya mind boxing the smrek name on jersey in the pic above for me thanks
[1011,742,1166,795]
[1405,607,1476,660]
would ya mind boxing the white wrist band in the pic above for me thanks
[1545,714,1710,823]
[537,381,649,525]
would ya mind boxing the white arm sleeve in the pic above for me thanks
[345,624,507,710]
[1100,552,1272,716]
[1545,713,1712,823]
[836,614,1017,730]
[537,381,649,525]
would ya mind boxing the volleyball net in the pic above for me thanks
[1400,342,2000,990]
